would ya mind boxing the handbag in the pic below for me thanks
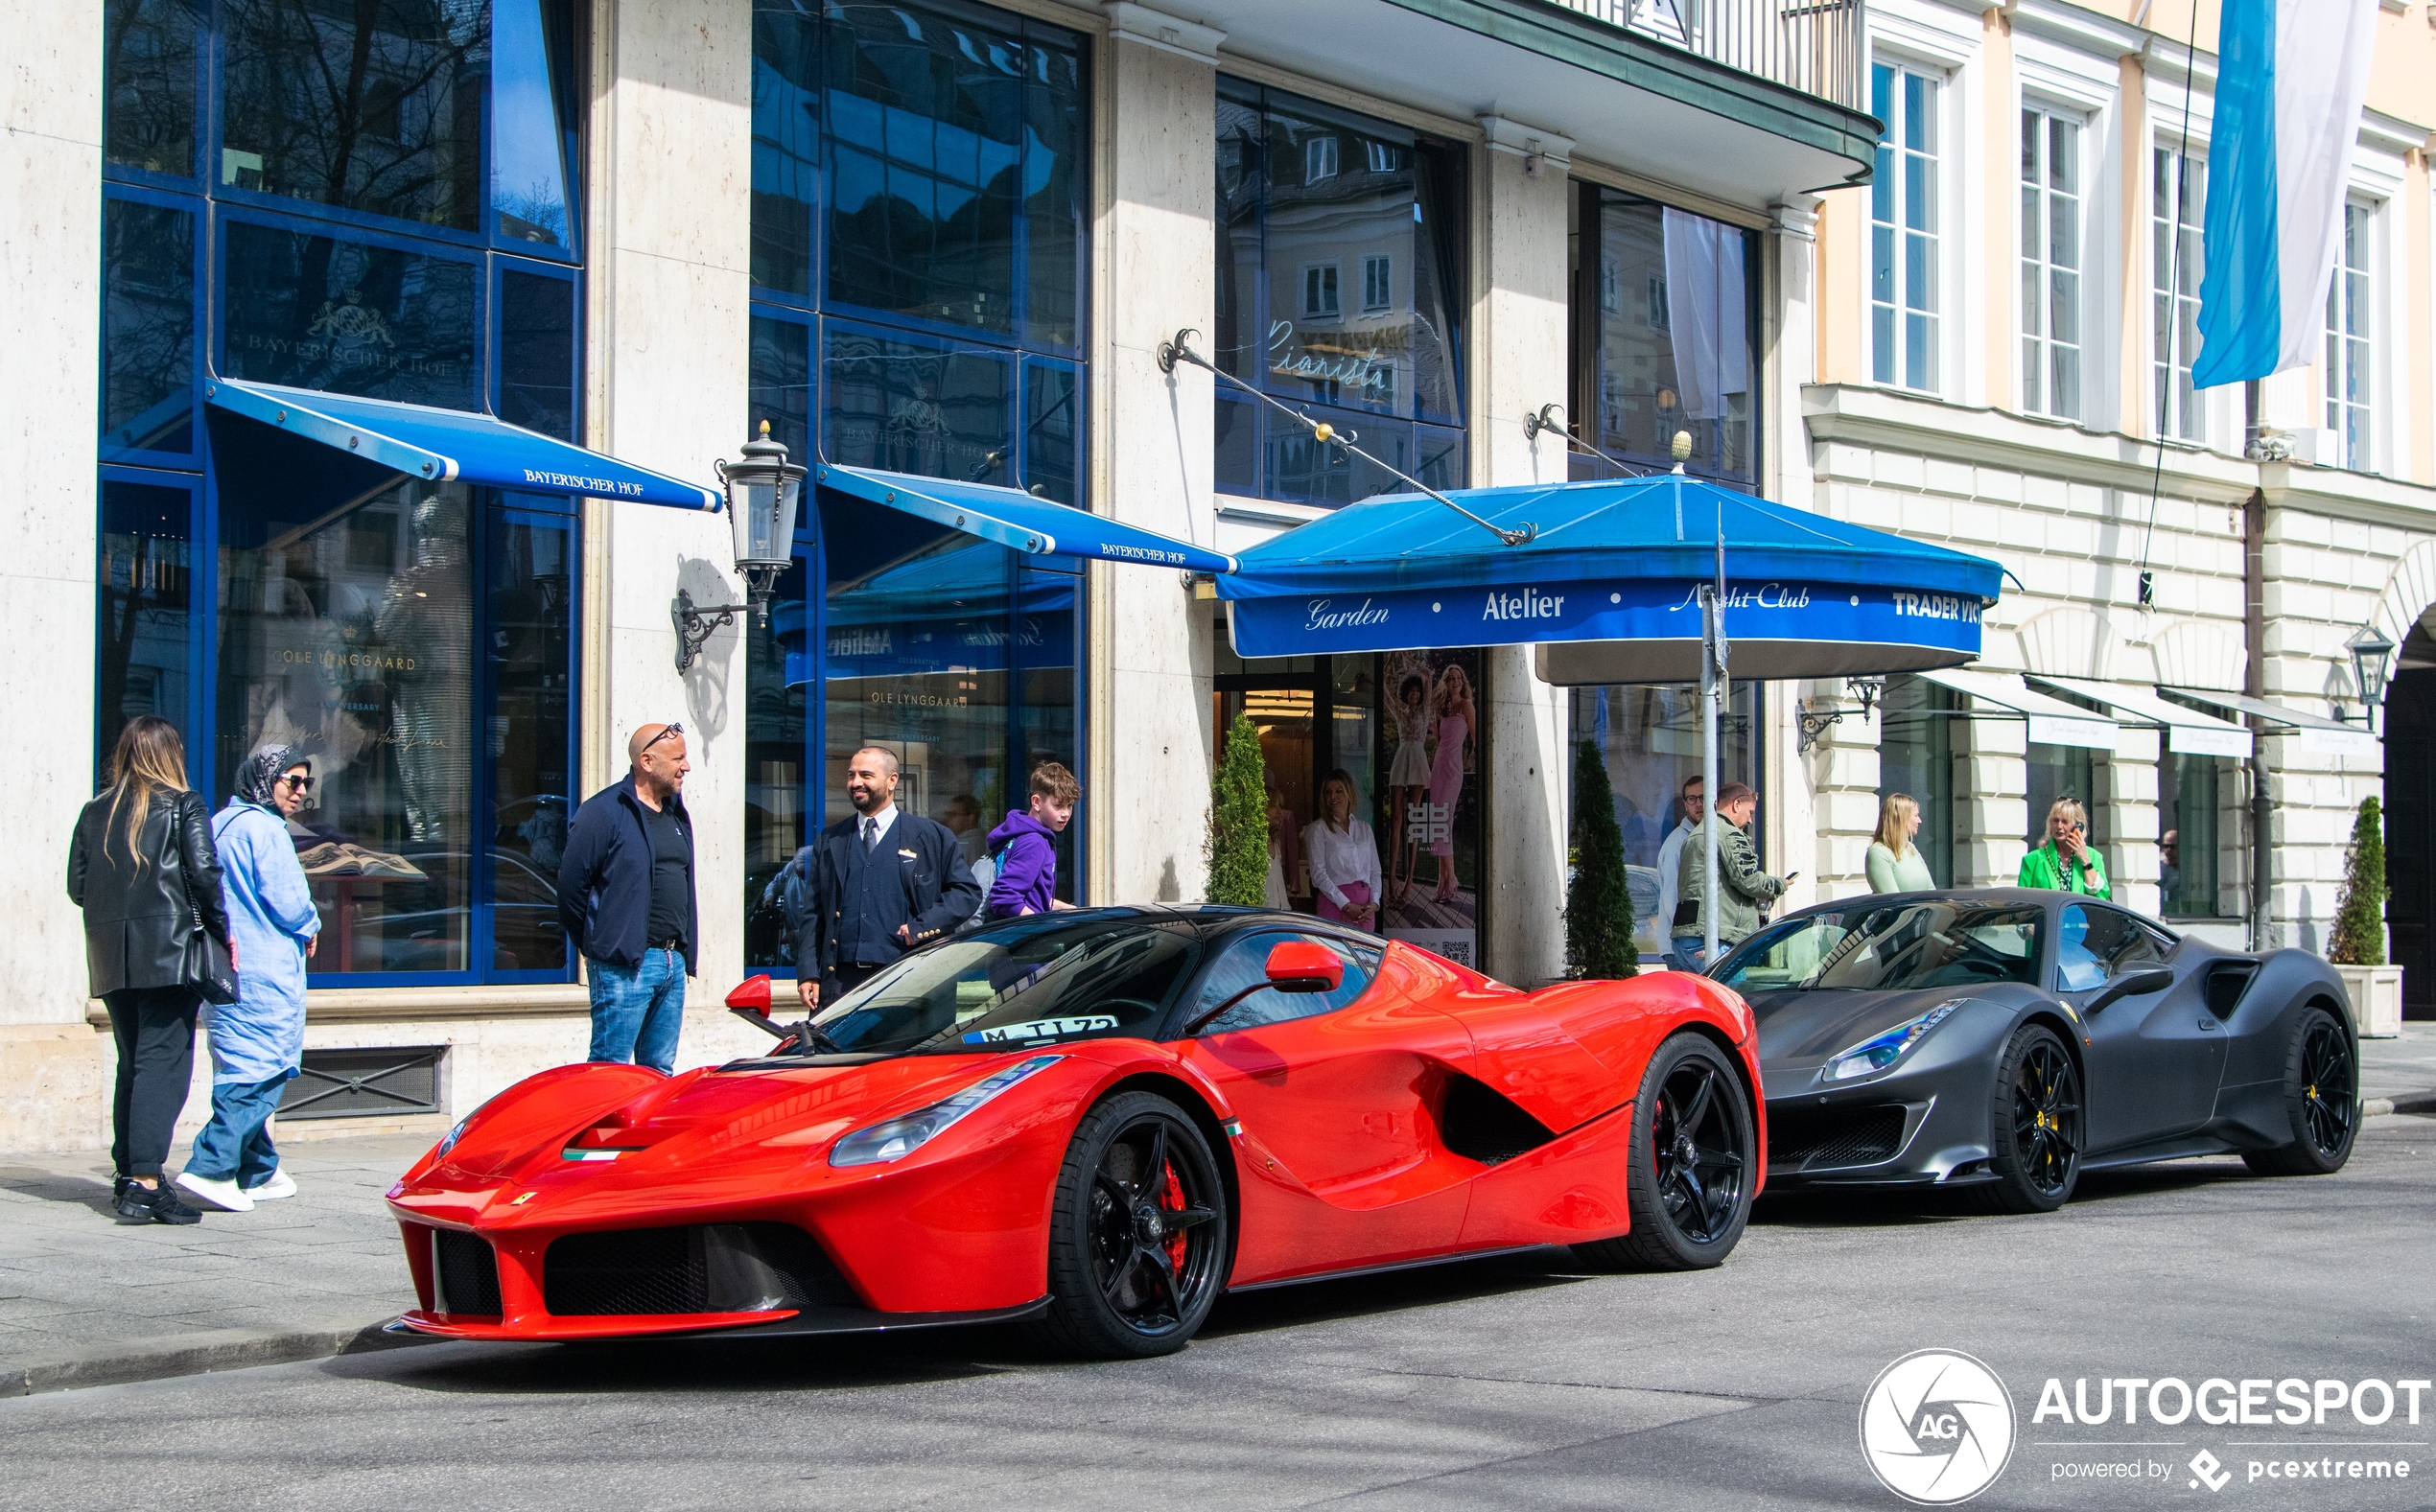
[181,902,239,1006]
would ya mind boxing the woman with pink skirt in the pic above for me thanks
[1304,769,1382,931]
[1425,663,1475,904]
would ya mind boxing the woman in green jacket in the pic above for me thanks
[2019,797,2109,897]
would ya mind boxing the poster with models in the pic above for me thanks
[1375,647,1481,967]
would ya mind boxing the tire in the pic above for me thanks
[1573,1032,1755,1271]
[1027,1091,1229,1360]
[1979,1023,2082,1214]
[2242,1007,2358,1176]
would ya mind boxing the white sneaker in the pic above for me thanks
[176,1171,254,1212]
[243,1168,297,1201]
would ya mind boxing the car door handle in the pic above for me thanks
[2197,1017,2220,1031]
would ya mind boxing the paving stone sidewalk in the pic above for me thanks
[3,1029,2432,1400]
[0,1132,433,1397]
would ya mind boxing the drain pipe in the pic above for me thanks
[2244,487,2273,952]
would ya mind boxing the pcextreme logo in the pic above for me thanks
[1860,1349,2019,1505]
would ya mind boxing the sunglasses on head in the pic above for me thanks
[640,721,685,755]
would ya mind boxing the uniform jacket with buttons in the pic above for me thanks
[795,809,981,977]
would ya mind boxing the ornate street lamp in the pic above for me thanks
[674,421,806,671]
[2347,622,2395,731]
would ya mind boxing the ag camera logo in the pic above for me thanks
[1861,1349,2018,1504]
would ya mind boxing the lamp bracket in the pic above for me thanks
[1796,706,1843,755]
[673,588,746,672]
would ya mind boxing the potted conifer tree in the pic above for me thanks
[1206,711,1271,906]
[2327,795,2402,1037]
[1565,740,1638,979]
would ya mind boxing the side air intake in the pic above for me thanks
[1440,1075,1559,1166]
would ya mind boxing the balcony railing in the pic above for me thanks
[1557,0,1866,111]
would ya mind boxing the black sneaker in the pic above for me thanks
[117,1181,202,1226]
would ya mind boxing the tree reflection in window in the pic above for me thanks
[105,0,199,177]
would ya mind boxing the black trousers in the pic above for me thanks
[822,961,886,1004]
[104,987,199,1178]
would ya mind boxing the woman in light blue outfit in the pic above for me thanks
[176,746,318,1215]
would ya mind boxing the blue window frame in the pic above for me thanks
[1213,78,1467,505]
[743,0,1091,971]
[96,0,589,985]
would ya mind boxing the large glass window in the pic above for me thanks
[1567,682,1762,956]
[2020,107,2083,420]
[2152,143,2205,444]
[1877,673,1956,888]
[2325,199,2374,473]
[2159,750,2231,919]
[1870,62,1941,393]
[1569,187,1757,484]
[742,0,1091,970]
[97,2,589,985]
[1212,79,1465,505]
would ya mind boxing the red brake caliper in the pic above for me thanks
[1161,1165,1188,1268]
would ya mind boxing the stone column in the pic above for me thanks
[1472,116,1572,985]
[584,0,755,1048]
[2108,727,2162,917]
[1957,717,2027,888]
[0,6,105,1147]
[1089,3,1226,905]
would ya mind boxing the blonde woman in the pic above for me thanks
[2020,797,2109,897]
[1865,793,1936,894]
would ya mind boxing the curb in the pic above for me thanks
[2365,1094,2436,1118]
[0,1320,435,1400]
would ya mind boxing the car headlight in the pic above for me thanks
[433,1115,471,1159]
[829,1056,1062,1168]
[1822,1003,1962,1082]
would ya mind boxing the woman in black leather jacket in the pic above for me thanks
[67,717,230,1225]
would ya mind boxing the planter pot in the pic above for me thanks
[2332,964,2403,1039]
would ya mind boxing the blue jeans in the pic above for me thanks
[186,1075,288,1186]
[1669,938,1713,972]
[588,948,685,1072]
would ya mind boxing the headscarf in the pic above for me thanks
[233,743,303,812]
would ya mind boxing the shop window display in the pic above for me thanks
[742,0,1093,969]
[95,1,590,985]
[1567,683,1761,957]
[1877,672,1956,889]
[1213,79,1466,505]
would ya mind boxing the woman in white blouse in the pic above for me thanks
[1303,768,1383,932]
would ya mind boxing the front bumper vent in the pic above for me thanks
[1768,1105,1909,1172]
[433,1227,503,1316]
[543,1222,857,1316]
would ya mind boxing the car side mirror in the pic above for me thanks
[1265,941,1344,995]
[2083,965,2173,1013]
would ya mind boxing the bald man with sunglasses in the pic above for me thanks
[558,722,696,1071]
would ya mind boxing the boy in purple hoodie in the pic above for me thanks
[987,762,1080,918]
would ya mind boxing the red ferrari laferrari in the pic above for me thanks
[386,907,1765,1358]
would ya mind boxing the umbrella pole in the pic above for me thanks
[1701,586,1720,966]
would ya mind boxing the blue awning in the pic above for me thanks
[206,379,719,510]
[815,462,1236,575]
[1215,475,2004,683]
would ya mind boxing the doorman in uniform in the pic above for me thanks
[793,746,982,1009]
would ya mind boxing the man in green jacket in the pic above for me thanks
[2019,797,2109,897]
[1670,781,1787,968]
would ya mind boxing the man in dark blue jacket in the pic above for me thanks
[558,723,695,1071]
[793,747,980,1011]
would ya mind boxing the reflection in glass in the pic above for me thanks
[1017,564,1080,901]
[2159,751,2226,919]
[490,0,574,247]
[105,0,199,177]
[751,0,821,298]
[103,198,196,457]
[1567,683,1759,954]
[98,479,194,770]
[499,268,575,438]
[219,454,474,975]
[1214,87,1264,384]
[748,312,815,463]
[487,506,574,972]
[221,221,480,410]
[1021,361,1081,504]
[1581,193,1752,482]
[822,324,1012,484]
[1877,673,1955,888]
[219,0,484,230]
[1260,96,1419,416]
[744,553,810,968]
[1022,35,1088,350]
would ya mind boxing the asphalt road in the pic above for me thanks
[3,1116,2431,1512]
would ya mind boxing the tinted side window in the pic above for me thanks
[1189,932,1378,1035]
[2057,905,2166,992]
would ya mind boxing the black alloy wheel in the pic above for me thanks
[1982,1023,2082,1213]
[2244,1007,2358,1176]
[1031,1091,1228,1359]
[1576,1032,1754,1271]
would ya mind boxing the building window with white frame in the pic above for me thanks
[2325,198,2374,472]
[1362,252,1392,314]
[2020,106,2083,420]
[1870,61,1940,392]
[2151,142,2205,444]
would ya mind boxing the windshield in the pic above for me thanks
[796,916,1199,1057]
[1716,903,2043,994]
